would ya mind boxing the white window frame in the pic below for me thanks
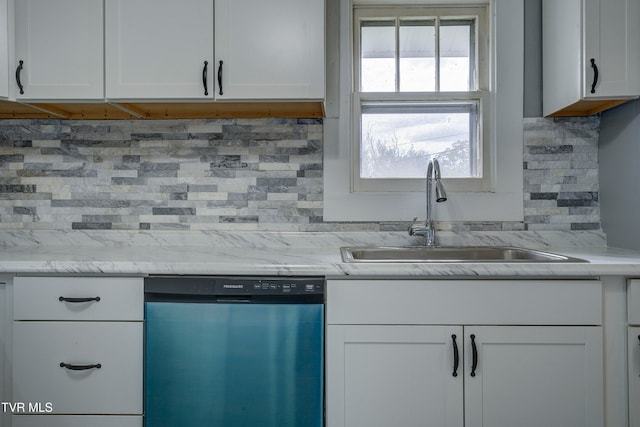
[352,5,491,193]
[323,0,524,222]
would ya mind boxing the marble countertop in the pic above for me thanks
[1,230,640,278]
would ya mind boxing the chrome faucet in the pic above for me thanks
[408,158,447,247]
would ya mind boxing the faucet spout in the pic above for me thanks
[434,160,447,202]
[408,158,447,247]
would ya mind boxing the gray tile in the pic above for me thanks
[0,116,601,232]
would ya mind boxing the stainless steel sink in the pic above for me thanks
[340,246,587,263]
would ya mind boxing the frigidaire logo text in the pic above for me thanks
[223,284,243,289]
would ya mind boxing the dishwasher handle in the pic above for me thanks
[216,297,251,303]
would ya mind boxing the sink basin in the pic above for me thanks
[340,246,587,263]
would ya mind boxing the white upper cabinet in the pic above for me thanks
[582,0,640,98]
[7,0,325,104]
[0,0,9,99]
[106,0,324,101]
[542,0,640,116]
[14,0,103,100]
[105,0,214,100]
[214,0,324,100]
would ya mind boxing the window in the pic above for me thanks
[353,5,490,192]
[323,0,524,222]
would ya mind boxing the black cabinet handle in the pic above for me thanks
[452,334,459,377]
[590,58,599,94]
[202,61,209,96]
[218,60,223,96]
[60,362,102,371]
[59,296,101,303]
[638,335,640,377]
[16,60,24,95]
[470,334,478,377]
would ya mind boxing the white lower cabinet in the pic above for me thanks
[12,415,142,427]
[328,325,602,427]
[630,279,640,427]
[629,327,640,427]
[326,279,605,427]
[11,276,143,425]
[0,276,12,427]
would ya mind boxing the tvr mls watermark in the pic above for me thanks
[1,402,53,413]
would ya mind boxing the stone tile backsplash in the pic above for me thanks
[0,116,600,231]
[523,117,600,231]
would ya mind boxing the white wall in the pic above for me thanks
[599,99,640,250]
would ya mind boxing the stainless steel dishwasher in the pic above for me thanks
[144,276,324,427]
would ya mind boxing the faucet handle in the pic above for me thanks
[407,217,418,233]
[408,219,429,237]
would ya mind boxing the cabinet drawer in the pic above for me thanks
[13,322,142,414]
[630,280,640,325]
[14,277,143,320]
[12,415,142,427]
[327,280,602,325]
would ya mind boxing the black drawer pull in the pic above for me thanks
[470,334,478,377]
[590,58,599,94]
[218,60,224,95]
[452,334,459,377]
[59,296,101,303]
[16,60,24,94]
[202,60,209,96]
[60,362,102,371]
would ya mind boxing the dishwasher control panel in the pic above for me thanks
[218,277,324,295]
[144,276,325,302]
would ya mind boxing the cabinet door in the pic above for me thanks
[215,0,324,99]
[326,325,463,427]
[630,327,640,427]
[0,0,8,99]
[464,326,604,427]
[14,0,103,100]
[105,0,213,99]
[583,0,640,98]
